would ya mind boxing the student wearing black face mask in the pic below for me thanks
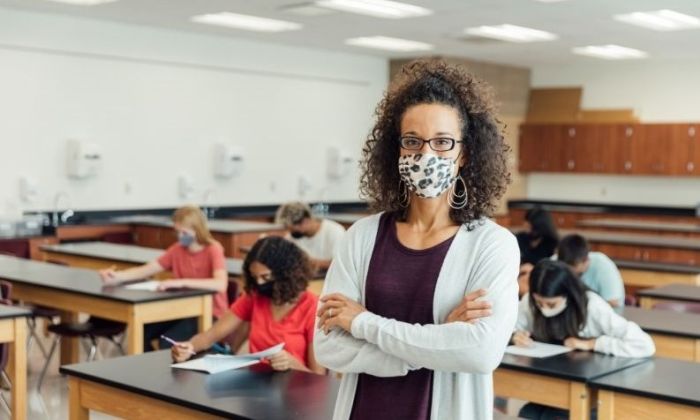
[515,207,559,296]
[170,236,327,375]
[275,202,346,271]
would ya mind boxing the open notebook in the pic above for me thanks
[123,280,161,291]
[171,343,285,374]
[505,341,572,358]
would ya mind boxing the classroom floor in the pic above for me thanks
[0,318,526,419]
[1,317,119,420]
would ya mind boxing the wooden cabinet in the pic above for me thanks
[518,122,700,176]
[672,124,699,175]
[132,225,174,249]
[29,237,59,260]
[519,125,565,172]
[132,224,285,258]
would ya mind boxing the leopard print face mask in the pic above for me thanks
[398,153,458,198]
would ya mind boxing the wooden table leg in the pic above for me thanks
[569,382,592,420]
[198,296,212,333]
[68,377,89,420]
[639,297,654,309]
[7,318,27,420]
[59,310,81,365]
[126,316,144,355]
[597,390,615,420]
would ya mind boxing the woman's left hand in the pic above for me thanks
[317,293,367,334]
[564,337,596,351]
[157,280,184,291]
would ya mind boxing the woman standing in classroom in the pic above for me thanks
[314,60,521,419]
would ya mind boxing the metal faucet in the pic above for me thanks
[202,189,215,219]
[52,191,70,227]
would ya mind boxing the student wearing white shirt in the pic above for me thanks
[513,259,654,419]
[275,202,346,271]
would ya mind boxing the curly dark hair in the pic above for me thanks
[242,236,313,305]
[359,59,511,228]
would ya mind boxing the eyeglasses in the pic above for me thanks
[399,136,462,152]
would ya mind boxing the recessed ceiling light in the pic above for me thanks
[572,44,648,60]
[345,36,433,51]
[191,12,302,32]
[316,0,432,19]
[44,0,117,5]
[281,3,338,17]
[614,9,700,31]
[464,24,557,43]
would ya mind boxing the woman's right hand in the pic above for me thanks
[512,331,533,348]
[171,341,195,362]
[98,268,119,284]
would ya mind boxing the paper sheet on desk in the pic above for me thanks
[171,343,285,374]
[123,280,161,291]
[505,342,572,358]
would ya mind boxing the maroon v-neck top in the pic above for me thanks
[349,212,455,420]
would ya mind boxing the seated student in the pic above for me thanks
[557,234,625,308]
[99,205,228,351]
[516,207,559,295]
[171,236,326,375]
[275,202,345,271]
[513,260,654,419]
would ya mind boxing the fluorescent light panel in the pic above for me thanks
[572,44,648,60]
[465,24,557,42]
[44,0,117,5]
[614,9,700,31]
[345,36,433,51]
[316,0,432,19]
[191,12,302,32]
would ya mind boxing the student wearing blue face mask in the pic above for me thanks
[512,259,655,419]
[99,205,228,351]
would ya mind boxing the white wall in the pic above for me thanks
[0,8,388,217]
[528,60,700,207]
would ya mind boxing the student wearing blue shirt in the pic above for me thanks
[557,234,625,308]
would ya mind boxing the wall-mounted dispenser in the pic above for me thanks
[178,174,195,199]
[19,176,39,203]
[213,143,244,179]
[67,139,102,179]
[327,147,353,179]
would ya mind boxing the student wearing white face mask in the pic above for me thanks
[512,259,655,418]
[513,259,654,355]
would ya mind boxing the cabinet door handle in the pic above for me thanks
[567,160,575,170]
[624,161,632,171]
[625,127,634,137]
[687,162,695,172]
[642,251,650,261]
[568,128,576,137]
[690,127,696,137]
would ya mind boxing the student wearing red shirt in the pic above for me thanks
[171,236,326,374]
[99,205,228,350]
